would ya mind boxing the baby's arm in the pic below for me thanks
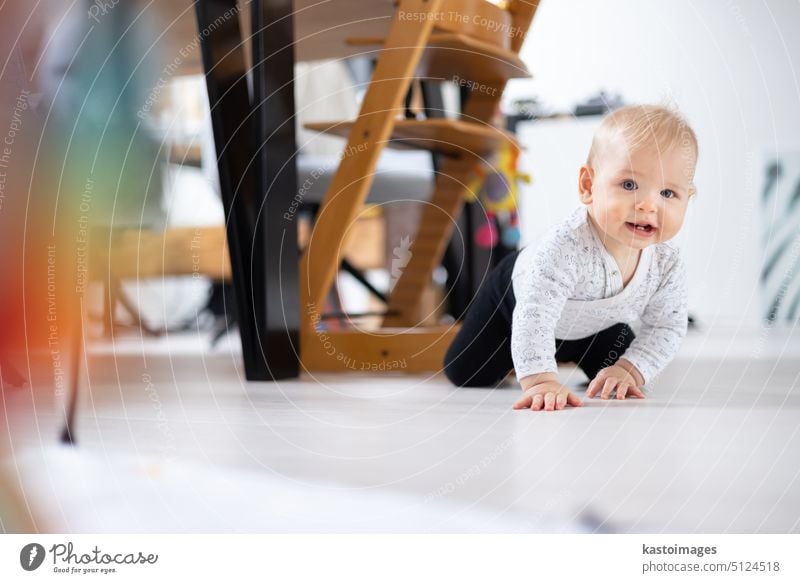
[510,232,581,411]
[613,251,689,388]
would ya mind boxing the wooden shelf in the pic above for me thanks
[95,227,231,281]
[304,118,520,157]
[347,33,531,83]
[94,211,385,281]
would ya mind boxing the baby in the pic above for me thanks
[444,105,697,411]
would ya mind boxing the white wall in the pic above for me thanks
[509,0,800,328]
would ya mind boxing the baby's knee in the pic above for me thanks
[443,357,502,388]
[443,355,470,386]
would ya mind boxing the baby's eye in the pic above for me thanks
[660,189,676,199]
[622,179,638,191]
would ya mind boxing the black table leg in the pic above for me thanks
[252,0,300,379]
[196,0,299,380]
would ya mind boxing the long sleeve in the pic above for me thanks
[511,231,580,381]
[622,251,688,384]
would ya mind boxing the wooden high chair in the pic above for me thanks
[301,0,539,372]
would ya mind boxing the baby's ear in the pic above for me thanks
[688,183,697,198]
[578,165,594,203]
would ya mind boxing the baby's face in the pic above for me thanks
[580,137,695,253]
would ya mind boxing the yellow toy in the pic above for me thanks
[466,143,531,248]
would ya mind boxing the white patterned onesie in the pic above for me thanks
[510,205,688,384]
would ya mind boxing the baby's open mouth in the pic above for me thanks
[625,222,656,235]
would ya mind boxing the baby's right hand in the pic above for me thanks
[512,381,583,412]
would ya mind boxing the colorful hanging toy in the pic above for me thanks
[466,143,531,249]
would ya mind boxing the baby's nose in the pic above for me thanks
[635,192,659,211]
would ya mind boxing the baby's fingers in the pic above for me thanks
[543,392,556,411]
[566,391,584,408]
[512,393,533,409]
[586,377,601,398]
[628,385,646,399]
[587,373,610,398]
[600,378,619,400]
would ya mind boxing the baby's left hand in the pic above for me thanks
[586,365,645,400]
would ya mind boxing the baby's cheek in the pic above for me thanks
[668,215,686,236]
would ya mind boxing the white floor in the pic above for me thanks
[4,325,800,533]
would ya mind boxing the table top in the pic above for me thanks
[163,0,397,74]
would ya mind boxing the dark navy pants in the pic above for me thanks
[443,250,635,387]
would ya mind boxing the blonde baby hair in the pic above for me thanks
[587,105,699,181]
